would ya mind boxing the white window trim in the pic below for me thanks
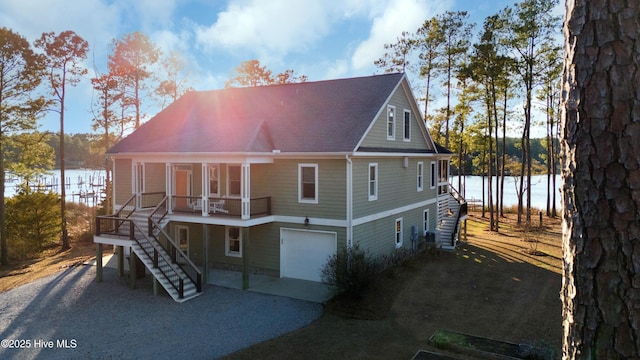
[423,209,430,235]
[225,226,242,257]
[403,109,411,141]
[417,161,424,192]
[298,163,318,204]
[386,105,396,140]
[395,218,403,249]
[368,163,378,201]
[430,161,437,189]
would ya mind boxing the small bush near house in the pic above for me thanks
[377,246,417,271]
[321,243,379,299]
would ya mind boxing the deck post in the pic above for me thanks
[242,227,250,290]
[117,246,124,277]
[203,224,209,284]
[129,251,137,289]
[153,278,159,296]
[96,243,103,282]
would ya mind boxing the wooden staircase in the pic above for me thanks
[129,210,201,302]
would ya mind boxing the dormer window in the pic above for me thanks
[387,105,396,140]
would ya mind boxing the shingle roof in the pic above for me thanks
[107,73,405,154]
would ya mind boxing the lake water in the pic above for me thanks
[451,174,562,211]
[4,169,107,204]
[4,170,561,210]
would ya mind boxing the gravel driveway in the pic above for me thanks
[0,264,323,359]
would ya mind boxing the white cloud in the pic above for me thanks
[350,0,447,72]
[0,0,119,47]
[128,0,181,31]
[195,0,341,58]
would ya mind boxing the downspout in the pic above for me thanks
[346,155,353,248]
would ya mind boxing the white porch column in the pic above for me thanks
[241,163,250,219]
[201,163,209,216]
[166,163,173,214]
[133,162,144,209]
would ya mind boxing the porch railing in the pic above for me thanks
[96,194,136,237]
[140,192,166,209]
[171,195,271,217]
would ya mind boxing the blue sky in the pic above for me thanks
[0,0,563,135]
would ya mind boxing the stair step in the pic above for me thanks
[129,210,200,303]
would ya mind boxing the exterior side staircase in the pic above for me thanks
[129,211,201,302]
[437,188,467,250]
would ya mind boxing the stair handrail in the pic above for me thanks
[148,195,169,236]
[113,194,137,219]
[448,183,465,204]
[148,195,201,293]
[129,221,187,298]
[148,217,202,293]
[446,184,467,247]
[96,194,137,236]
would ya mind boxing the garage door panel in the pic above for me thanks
[281,229,337,282]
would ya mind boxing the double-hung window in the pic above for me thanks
[298,164,318,203]
[368,163,378,201]
[423,209,430,235]
[417,162,424,192]
[225,226,242,257]
[387,105,396,140]
[395,218,403,248]
[430,161,437,189]
[403,110,411,141]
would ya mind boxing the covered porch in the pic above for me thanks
[119,159,273,220]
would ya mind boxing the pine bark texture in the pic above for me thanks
[561,1,640,359]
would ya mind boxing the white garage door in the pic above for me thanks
[280,228,337,282]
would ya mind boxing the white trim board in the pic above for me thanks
[352,198,437,226]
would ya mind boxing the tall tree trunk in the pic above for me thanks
[0,124,7,265]
[525,67,533,226]
[60,88,69,250]
[485,88,494,231]
[561,1,640,358]
[492,81,500,232]
[445,57,452,149]
[424,72,431,121]
[57,69,69,251]
[500,87,507,218]
[546,91,553,217]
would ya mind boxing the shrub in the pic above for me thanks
[321,243,379,299]
[377,246,417,272]
[6,188,61,260]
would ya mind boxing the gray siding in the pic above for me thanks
[359,85,433,151]
[352,157,437,218]
[204,221,346,274]
[267,159,346,219]
[353,203,437,258]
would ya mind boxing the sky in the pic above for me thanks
[0,0,564,135]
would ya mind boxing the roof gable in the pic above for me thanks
[356,76,437,153]
[108,73,407,154]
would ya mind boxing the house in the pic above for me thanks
[93,73,467,302]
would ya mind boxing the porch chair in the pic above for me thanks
[210,199,229,214]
